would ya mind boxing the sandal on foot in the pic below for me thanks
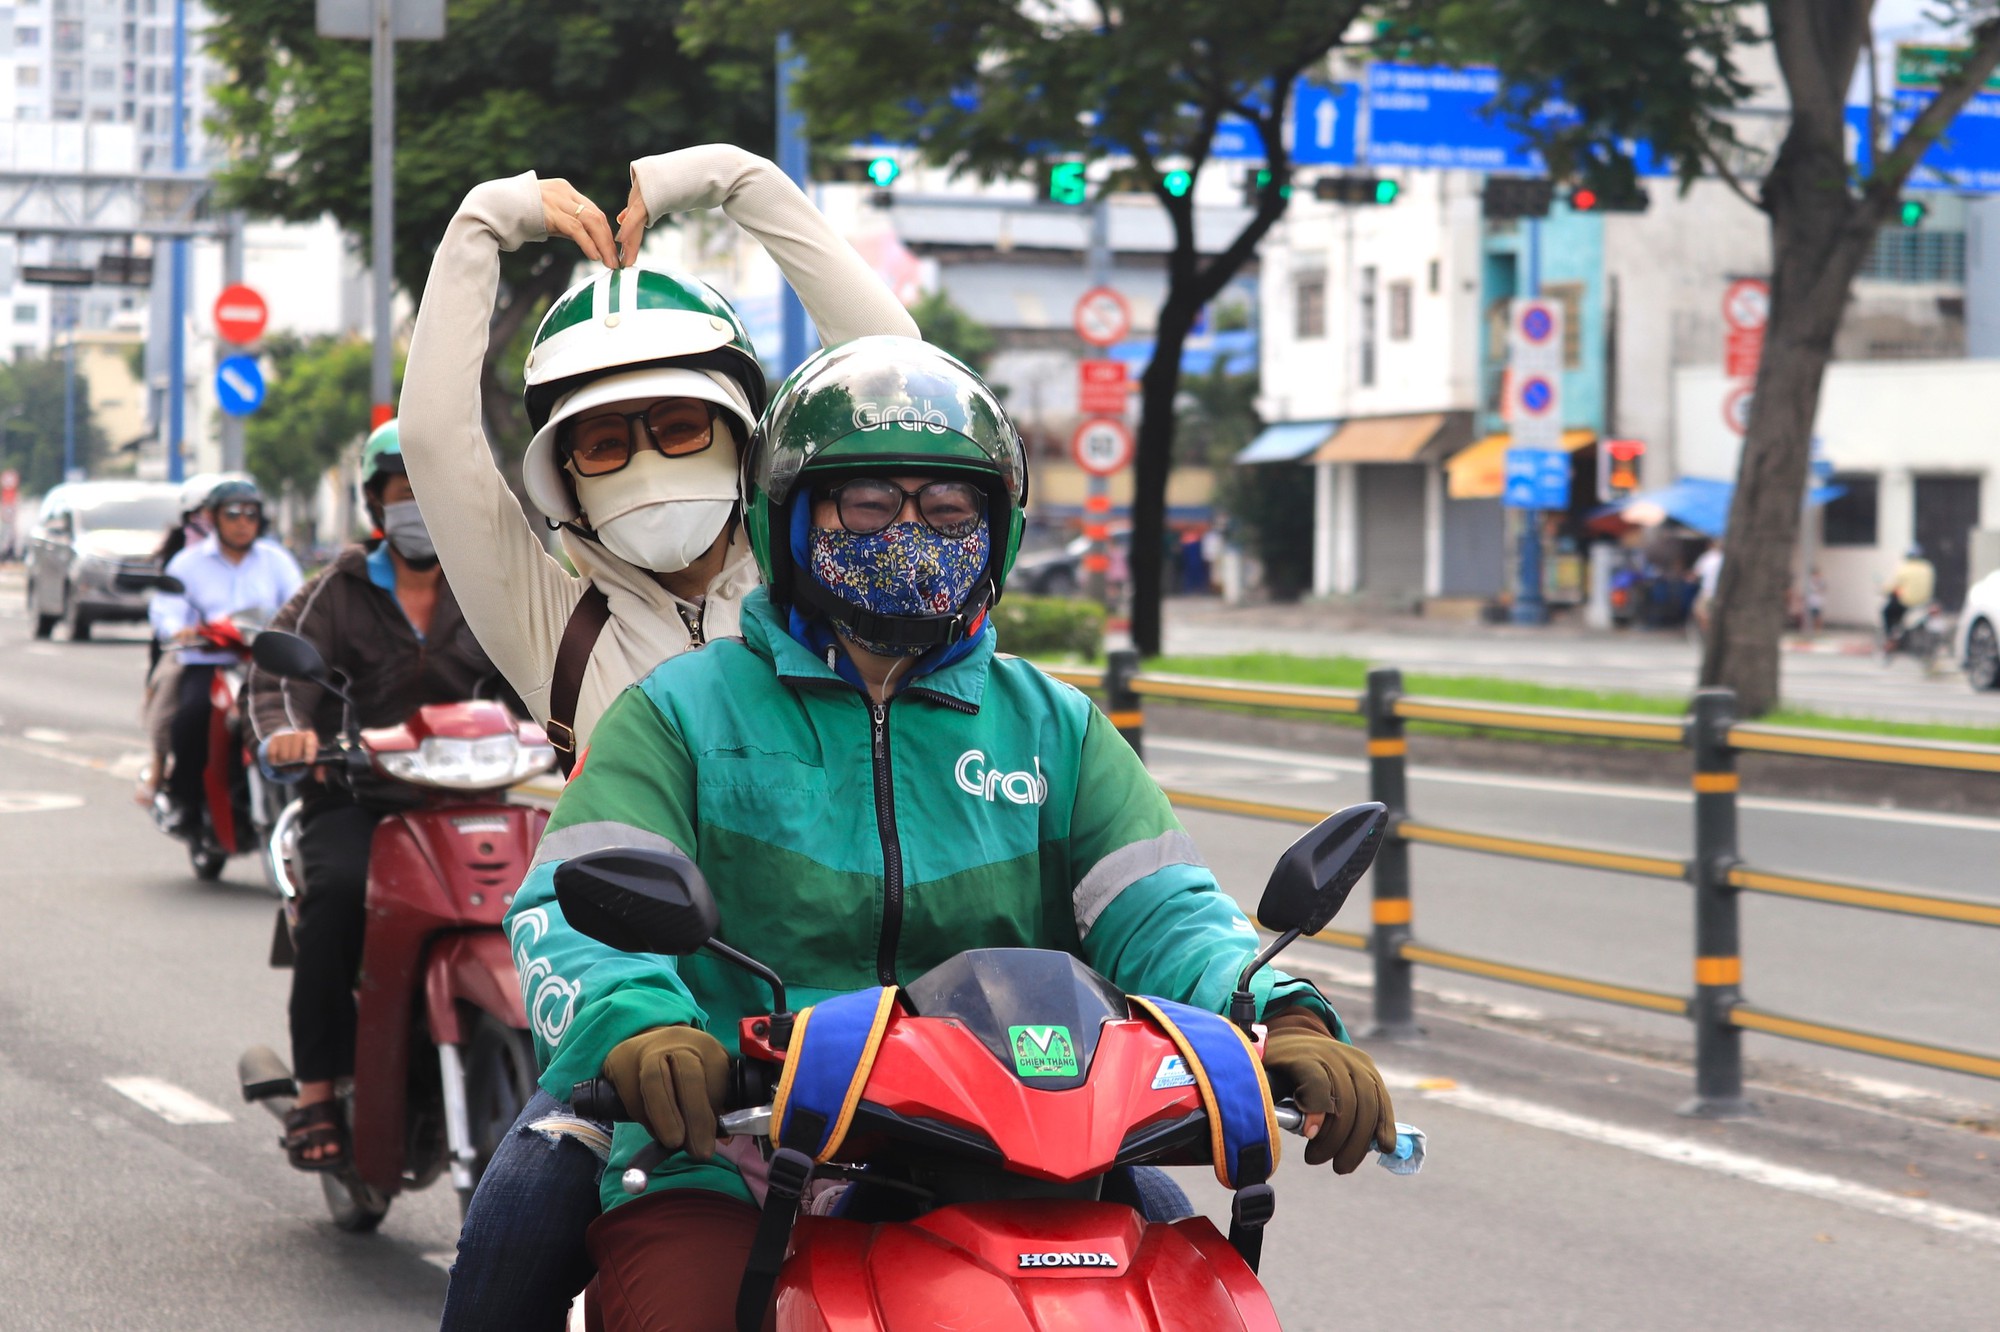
[282,1100,348,1173]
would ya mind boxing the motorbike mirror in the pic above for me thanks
[554,847,720,957]
[250,630,330,683]
[1257,802,1388,935]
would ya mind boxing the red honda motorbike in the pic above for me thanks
[236,629,556,1229]
[555,802,1422,1331]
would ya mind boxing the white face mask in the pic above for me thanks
[572,423,741,575]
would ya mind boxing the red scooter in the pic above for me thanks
[236,629,556,1228]
[555,803,1422,1331]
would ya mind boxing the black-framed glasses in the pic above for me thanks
[824,478,986,538]
[559,400,717,477]
[216,503,262,521]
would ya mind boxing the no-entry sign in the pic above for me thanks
[213,284,268,345]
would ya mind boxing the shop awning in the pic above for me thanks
[1311,412,1449,464]
[1444,429,1599,500]
[1235,419,1337,464]
[1600,477,1848,539]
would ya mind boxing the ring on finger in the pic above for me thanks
[574,200,589,217]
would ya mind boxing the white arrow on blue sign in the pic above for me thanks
[1503,447,1571,510]
[216,354,266,416]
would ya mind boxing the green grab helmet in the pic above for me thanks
[360,419,404,487]
[747,335,1029,650]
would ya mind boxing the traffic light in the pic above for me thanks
[1046,160,1088,206]
[1241,168,1293,204]
[1482,176,1554,220]
[1313,175,1401,205]
[1162,169,1192,198]
[1899,198,1929,227]
[1600,438,1645,502]
[1567,182,1649,214]
[865,155,900,188]
[825,155,902,190]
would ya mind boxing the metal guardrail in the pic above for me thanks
[1060,650,2000,1110]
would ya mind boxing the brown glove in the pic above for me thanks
[602,1025,732,1161]
[1261,1006,1396,1174]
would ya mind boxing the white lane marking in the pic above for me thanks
[0,791,85,815]
[21,727,68,744]
[1379,1069,2000,1246]
[105,1076,234,1125]
[0,735,114,775]
[1149,735,2000,834]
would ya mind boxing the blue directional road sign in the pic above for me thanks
[1362,63,1672,177]
[1294,82,1360,166]
[1503,447,1571,510]
[215,355,266,416]
[1847,92,2000,192]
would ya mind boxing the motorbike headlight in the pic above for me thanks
[375,734,557,790]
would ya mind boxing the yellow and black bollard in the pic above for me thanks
[1685,688,1756,1117]
[1365,667,1421,1040]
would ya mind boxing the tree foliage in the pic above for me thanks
[686,0,1370,655]
[0,356,108,495]
[206,0,772,449]
[908,288,996,378]
[243,334,389,500]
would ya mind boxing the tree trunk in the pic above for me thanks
[1130,294,1201,656]
[1699,142,1876,714]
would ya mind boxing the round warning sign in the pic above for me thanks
[1073,286,1132,348]
[1723,279,1769,334]
[213,284,268,344]
[1723,385,1754,435]
[1071,418,1134,476]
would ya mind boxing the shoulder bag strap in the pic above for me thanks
[547,586,611,775]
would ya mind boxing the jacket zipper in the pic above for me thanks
[870,699,904,986]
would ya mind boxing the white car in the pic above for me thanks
[1956,568,2000,690]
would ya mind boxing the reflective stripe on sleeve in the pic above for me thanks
[1072,830,1206,937]
[531,820,688,869]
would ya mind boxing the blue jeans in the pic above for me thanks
[438,1089,605,1332]
[436,1092,1191,1329]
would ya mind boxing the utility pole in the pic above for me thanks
[220,212,247,471]
[1084,198,1111,607]
[775,34,810,378]
[1511,217,1548,625]
[61,298,76,482]
[370,0,395,428]
[167,0,188,483]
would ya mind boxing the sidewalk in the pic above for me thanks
[1155,596,2000,729]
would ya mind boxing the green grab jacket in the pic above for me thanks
[506,587,1347,1209]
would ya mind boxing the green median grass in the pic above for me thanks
[1135,652,2000,749]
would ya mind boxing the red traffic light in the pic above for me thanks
[1571,187,1599,211]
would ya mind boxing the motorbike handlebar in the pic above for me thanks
[571,1076,1426,1183]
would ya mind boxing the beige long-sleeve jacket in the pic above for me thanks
[399,145,919,747]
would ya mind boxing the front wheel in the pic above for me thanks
[458,1013,538,1216]
[1968,620,2000,691]
[322,1169,392,1233]
[190,841,226,881]
[61,586,91,642]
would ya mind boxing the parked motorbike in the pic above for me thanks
[1881,600,1950,672]
[236,629,555,1228]
[556,802,1422,1332]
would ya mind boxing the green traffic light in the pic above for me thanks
[866,156,900,188]
[1374,179,1400,205]
[1163,169,1192,198]
[1900,199,1928,227]
[1049,161,1088,206]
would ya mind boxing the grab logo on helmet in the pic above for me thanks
[853,401,950,434]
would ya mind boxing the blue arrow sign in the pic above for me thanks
[1848,91,2000,191]
[1294,82,1359,166]
[1363,63,1672,177]
[215,355,265,416]
[1504,447,1571,510]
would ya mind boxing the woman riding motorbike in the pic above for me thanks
[401,144,918,1328]
[247,423,511,1172]
[504,338,1399,1329]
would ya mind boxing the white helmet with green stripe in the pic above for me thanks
[521,264,767,523]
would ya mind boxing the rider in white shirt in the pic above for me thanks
[147,477,302,832]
